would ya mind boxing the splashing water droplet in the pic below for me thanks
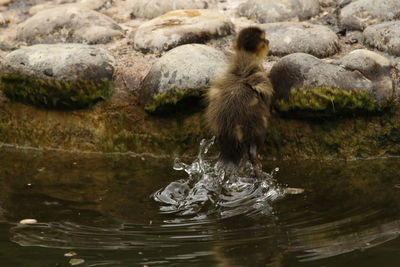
[153,138,283,221]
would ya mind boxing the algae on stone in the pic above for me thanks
[276,87,385,117]
[0,74,114,109]
[144,88,202,115]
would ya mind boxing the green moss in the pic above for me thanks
[276,87,386,117]
[0,74,114,109]
[145,88,202,115]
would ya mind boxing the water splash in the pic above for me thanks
[153,138,282,221]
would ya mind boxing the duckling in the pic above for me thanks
[205,26,273,179]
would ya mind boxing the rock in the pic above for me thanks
[0,44,115,109]
[133,9,233,53]
[69,259,85,266]
[29,0,108,15]
[0,13,5,25]
[17,5,124,45]
[319,0,337,8]
[78,0,109,10]
[28,0,75,15]
[0,0,12,6]
[238,0,320,23]
[64,251,78,257]
[364,21,400,57]
[19,219,38,224]
[339,0,400,30]
[131,0,213,19]
[139,44,228,113]
[261,22,339,58]
[269,52,394,116]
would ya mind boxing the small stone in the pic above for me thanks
[283,188,305,195]
[133,9,234,53]
[69,258,85,266]
[238,0,320,23]
[19,219,38,224]
[64,251,77,257]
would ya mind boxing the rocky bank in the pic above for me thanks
[0,0,400,159]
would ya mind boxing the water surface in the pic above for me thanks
[0,142,399,266]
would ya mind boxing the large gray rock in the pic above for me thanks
[261,22,339,58]
[131,0,213,19]
[238,0,320,23]
[29,0,109,15]
[17,5,124,45]
[139,44,228,113]
[336,49,394,100]
[270,51,394,116]
[133,9,234,53]
[0,44,115,109]
[339,0,400,30]
[364,21,400,57]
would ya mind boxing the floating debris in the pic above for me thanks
[283,187,305,195]
[69,258,85,266]
[19,219,38,224]
[64,251,77,257]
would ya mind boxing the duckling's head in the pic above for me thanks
[235,26,269,60]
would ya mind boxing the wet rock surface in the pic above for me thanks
[238,0,320,23]
[16,5,124,45]
[339,0,400,30]
[261,22,339,58]
[0,44,115,108]
[130,0,213,19]
[139,44,228,113]
[364,21,400,57]
[133,9,234,53]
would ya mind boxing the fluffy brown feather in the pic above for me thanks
[205,27,273,178]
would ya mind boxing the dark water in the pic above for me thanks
[0,140,400,267]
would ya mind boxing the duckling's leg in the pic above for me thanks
[249,144,263,180]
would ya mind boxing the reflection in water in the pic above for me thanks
[1,143,400,266]
[292,211,400,262]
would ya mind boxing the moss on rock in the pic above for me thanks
[0,74,114,109]
[275,87,387,117]
[144,88,202,115]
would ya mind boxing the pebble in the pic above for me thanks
[69,258,85,266]
[19,219,38,224]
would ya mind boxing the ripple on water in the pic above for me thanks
[5,139,400,266]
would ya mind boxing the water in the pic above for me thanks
[153,138,281,221]
[0,141,400,266]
